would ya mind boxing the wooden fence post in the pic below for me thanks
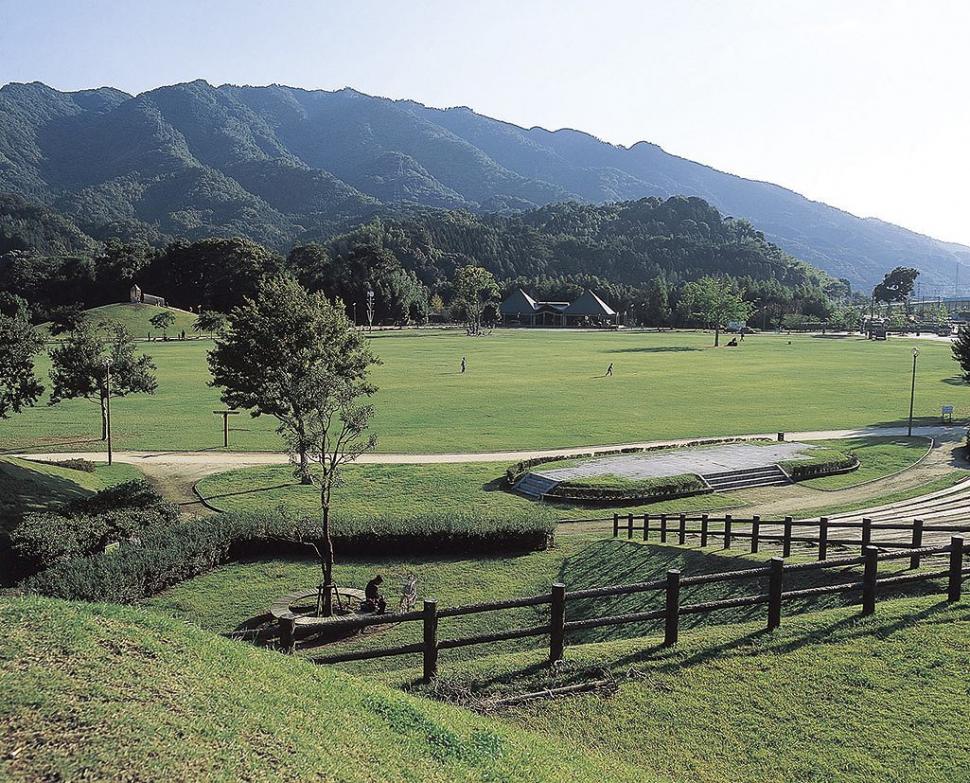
[723,514,732,549]
[678,514,686,545]
[948,536,964,603]
[664,569,681,646]
[279,616,295,653]
[750,515,761,554]
[701,514,709,547]
[862,546,878,616]
[909,519,924,570]
[861,518,872,552]
[422,599,438,683]
[818,517,829,561]
[613,513,619,538]
[782,517,793,558]
[627,513,634,540]
[767,557,784,631]
[660,513,668,543]
[550,583,566,664]
[643,513,650,541]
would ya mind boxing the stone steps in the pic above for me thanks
[513,472,561,499]
[701,465,790,492]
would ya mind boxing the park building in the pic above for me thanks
[499,287,618,327]
[129,283,166,307]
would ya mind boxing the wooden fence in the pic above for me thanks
[296,535,967,682]
[611,512,969,561]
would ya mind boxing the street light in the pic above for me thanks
[366,285,375,332]
[908,348,919,437]
[103,357,113,466]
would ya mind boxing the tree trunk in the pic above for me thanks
[320,494,335,616]
[299,447,312,484]
[99,393,108,441]
[714,326,720,347]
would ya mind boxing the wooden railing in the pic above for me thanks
[611,512,969,560]
[297,535,967,682]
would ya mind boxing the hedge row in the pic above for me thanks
[782,453,860,481]
[21,509,556,604]
[547,473,709,504]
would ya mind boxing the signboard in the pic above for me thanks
[942,405,954,414]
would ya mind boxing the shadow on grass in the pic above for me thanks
[198,482,296,501]
[606,346,701,354]
[0,437,102,455]
[942,376,969,386]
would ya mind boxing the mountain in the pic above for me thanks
[1,79,967,289]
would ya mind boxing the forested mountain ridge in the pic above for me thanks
[1,79,967,288]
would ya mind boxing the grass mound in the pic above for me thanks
[42,302,200,339]
[0,596,642,783]
[406,595,970,783]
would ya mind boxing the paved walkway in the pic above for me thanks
[536,441,817,482]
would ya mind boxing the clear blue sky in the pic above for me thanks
[2,0,968,245]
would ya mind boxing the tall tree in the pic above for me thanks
[49,322,157,439]
[873,267,919,305]
[952,326,970,382]
[681,276,752,346]
[194,310,228,338]
[208,276,378,483]
[0,306,44,419]
[451,265,499,335]
[643,277,671,326]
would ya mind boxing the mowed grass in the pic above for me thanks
[409,595,970,783]
[0,596,643,783]
[2,330,967,453]
[41,302,201,339]
[798,436,931,489]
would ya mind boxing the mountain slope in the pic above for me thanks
[1,79,967,289]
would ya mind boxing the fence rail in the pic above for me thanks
[300,535,967,682]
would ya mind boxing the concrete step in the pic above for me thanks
[702,465,790,492]
[513,473,561,499]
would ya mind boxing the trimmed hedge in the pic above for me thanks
[21,509,556,604]
[779,447,859,481]
[547,473,710,505]
[9,480,180,573]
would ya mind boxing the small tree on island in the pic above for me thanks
[194,309,227,339]
[209,276,377,484]
[681,276,752,346]
[0,296,44,419]
[49,322,157,440]
[451,264,499,335]
[149,310,176,340]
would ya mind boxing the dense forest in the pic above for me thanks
[0,194,843,327]
[1,80,967,288]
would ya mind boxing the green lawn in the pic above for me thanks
[41,302,201,340]
[798,436,930,489]
[0,595,641,783]
[410,595,970,783]
[3,330,967,453]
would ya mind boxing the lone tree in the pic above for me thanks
[952,326,970,381]
[149,310,176,340]
[0,296,44,418]
[49,322,157,439]
[643,277,671,327]
[194,309,227,338]
[451,265,499,335]
[208,276,377,484]
[873,267,919,311]
[682,276,752,346]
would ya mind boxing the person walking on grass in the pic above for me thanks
[460,356,466,373]
[605,362,614,377]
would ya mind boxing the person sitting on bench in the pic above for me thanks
[363,575,387,614]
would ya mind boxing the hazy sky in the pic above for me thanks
[2,0,968,245]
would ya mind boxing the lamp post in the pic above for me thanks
[366,285,375,332]
[103,357,113,466]
[908,348,919,437]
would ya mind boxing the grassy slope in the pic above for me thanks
[798,436,930,489]
[0,456,141,537]
[414,595,970,783]
[144,537,936,675]
[42,302,200,339]
[0,596,641,783]
[3,330,966,453]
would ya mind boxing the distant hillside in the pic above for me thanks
[1,79,968,288]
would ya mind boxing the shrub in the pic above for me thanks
[21,509,555,604]
[51,458,96,473]
[547,473,709,504]
[10,480,180,572]
[779,447,858,481]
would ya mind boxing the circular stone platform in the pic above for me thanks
[534,441,817,483]
[270,588,367,628]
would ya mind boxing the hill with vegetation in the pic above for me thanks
[0,80,967,288]
[0,595,643,783]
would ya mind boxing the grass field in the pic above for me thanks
[0,595,641,783]
[2,329,966,454]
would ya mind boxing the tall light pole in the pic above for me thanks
[908,348,919,437]
[366,285,375,332]
[103,357,113,466]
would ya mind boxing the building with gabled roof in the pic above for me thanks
[499,287,617,327]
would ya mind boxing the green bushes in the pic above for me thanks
[50,458,96,473]
[22,509,555,604]
[10,480,179,572]
[547,473,709,504]
[780,447,858,481]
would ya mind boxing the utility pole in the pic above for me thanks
[908,348,919,437]
[103,358,113,466]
